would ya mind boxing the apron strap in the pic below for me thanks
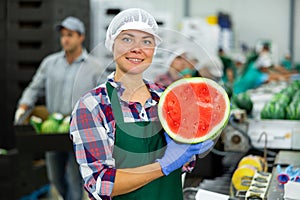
[106,82,125,123]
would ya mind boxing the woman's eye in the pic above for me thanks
[122,37,132,43]
[143,40,153,45]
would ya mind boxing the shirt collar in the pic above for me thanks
[107,72,161,105]
[62,48,88,63]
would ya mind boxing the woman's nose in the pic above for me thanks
[129,43,143,53]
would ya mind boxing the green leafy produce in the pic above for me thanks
[57,123,70,133]
[30,115,43,133]
[0,148,8,155]
[48,112,64,124]
[40,119,60,133]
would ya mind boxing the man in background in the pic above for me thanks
[14,16,103,200]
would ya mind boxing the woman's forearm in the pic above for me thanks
[111,162,163,196]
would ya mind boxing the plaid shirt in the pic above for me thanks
[70,72,165,199]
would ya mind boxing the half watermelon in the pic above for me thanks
[158,77,230,144]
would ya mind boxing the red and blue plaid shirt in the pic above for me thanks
[70,72,165,199]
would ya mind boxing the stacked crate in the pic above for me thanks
[0,0,7,148]
[2,0,90,148]
[1,0,90,198]
[0,150,48,199]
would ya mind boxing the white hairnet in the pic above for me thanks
[165,48,186,67]
[105,8,162,52]
[255,54,272,68]
[232,53,246,64]
[199,56,224,78]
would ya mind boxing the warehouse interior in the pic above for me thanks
[0,0,300,199]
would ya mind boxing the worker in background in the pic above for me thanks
[70,8,214,200]
[233,53,290,94]
[154,48,198,87]
[198,55,224,82]
[278,51,299,75]
[280,51,292,71]
[14,16,103,200]
[231,52,246,80]
[218,48,236,84]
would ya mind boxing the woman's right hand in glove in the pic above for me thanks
[156,133,214,176]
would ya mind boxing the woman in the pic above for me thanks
[155,48,198,87]
[70,8,213,200]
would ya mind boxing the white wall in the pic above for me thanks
[189,0,293,63]
[144,0,299,63]
[295,0,300,63]
[90,0,299,63]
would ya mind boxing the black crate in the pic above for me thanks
[0,0,6,20]
[6,0,90,50]
[16,163,48,198]
[6,67,36,81]
[6,41,58,61]
[0,151,49,199]
[0,20,5,40]
[15,125,73,153]
[0,181,14,199]
[7,22,58,41]
[5,79,29,92]
[0,151,18,178]
[0,39,5,64]
[7,0,89,22]
[7,60,40,72]
[187,151,224,179]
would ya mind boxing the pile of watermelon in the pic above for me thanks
[260,80,300,120]
[30,112,70,134]
[231,92,253,115]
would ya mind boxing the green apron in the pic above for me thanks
[106,82,183,200]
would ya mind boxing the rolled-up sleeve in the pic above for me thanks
[70,94,116,200]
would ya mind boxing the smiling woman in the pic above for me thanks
[70,8,214,200]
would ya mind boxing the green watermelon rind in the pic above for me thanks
[158,77,231,144]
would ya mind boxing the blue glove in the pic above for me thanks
[156,133,214,176]
[277,165,300,184]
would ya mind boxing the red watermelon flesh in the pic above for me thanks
[158,78,230,144]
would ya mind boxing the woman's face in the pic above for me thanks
[113,29,156,75]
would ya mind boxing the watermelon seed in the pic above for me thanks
[204,98,210,103]
[202,87,208,93]
[173,122,179,127]
[168,100,175,106]
[193,122,198,130]
[184,87,191,93]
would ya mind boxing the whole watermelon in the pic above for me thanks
[261,102,275,119]
[286,102,300,120]
[231,92,253,114]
